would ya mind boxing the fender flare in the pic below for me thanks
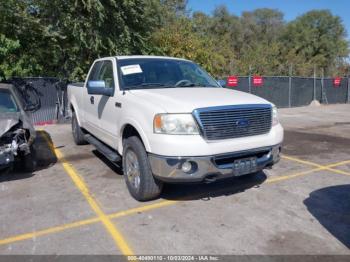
[118,118,151,155]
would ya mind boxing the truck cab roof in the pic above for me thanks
[115,55,190,62]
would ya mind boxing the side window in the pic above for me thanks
[88,61,103,82]
[96,61,115,89]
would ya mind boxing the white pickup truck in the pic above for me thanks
[68,56,283,201]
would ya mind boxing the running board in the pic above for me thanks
[84,134,121,163]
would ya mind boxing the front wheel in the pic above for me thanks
[22,145,37,173]
[123,136,163,201]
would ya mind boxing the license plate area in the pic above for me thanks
[232,157,257,176]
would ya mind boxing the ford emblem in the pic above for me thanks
[236,119,250,127]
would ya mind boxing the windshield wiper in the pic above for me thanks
[176,83,196,87]
[141,83,169,87]
[125,83,174,89]
[176,84,219,88]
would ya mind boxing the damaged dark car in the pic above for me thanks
[0,84,37,173]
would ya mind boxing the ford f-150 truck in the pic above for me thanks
[68,56,283,201]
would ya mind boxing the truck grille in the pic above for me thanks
[193,105,272,140]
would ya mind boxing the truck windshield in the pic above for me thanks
[117,58,221,90]
[0,90,18,113]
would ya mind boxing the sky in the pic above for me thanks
[187,0,350,38]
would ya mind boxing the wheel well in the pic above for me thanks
[122,124,142,142]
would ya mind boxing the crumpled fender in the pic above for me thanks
[0,112,35,143]
[0,114,20,137]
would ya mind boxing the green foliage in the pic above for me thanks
[0,1,348,80]
[0,0,162,81]
[151,17,225,76]
[281,10,349,76]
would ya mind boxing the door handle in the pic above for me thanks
[90,96,94,104]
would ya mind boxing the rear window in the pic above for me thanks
[0,90,18,112]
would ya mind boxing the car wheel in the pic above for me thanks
[72,111,87,145]
[123,136,163,201]
[22,145,37,173]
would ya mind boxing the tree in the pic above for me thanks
[151,16,225,76]
[34,0,162,80]
[0,0,163,81]
[0,0,47,80]
[282,10,349,76]
[0,1,349,79]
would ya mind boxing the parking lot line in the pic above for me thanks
[42,133,134,255]
[0,200,176,247]
[266,166,324,183]
[282,155,350,177]
[0,217,100,246]
[1,148,349,249]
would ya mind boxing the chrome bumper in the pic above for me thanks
[148,144,281,182]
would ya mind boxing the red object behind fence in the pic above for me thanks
[253,76,263,86]
[333,77,341,87]
[227,76,238,87]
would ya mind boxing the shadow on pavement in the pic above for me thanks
[283,130,350,156]
[304,184,350,248]
[161,171,267,201]
[0,130,57,182]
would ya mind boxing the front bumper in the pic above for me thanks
[149,144,281,182]
[0,151,14,170]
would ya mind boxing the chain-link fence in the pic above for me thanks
[10,77,66,125]
[4,75,350,125]
[222,76,350,108]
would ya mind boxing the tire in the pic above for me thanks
[72,111,87,145]
[22,145,37,173]
[122,136,163,201]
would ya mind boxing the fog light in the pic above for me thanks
[272,146,281,162]
[181,161,192,173]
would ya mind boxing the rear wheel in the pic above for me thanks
[72,111,87,145]
[123,136,163,201]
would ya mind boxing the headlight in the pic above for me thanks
[154,114,199,135]
[272,106,279,126]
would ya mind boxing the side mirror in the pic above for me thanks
[217,79,226,87]
[87,81,113,96]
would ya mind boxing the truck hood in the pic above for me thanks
[129,88,271,113]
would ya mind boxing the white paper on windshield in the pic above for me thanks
[120,64,143,75]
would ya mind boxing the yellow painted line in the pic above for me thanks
[266,167,324,183]
[42,133,134,255]
[281,155,322,168]
[0,200,177,247]
[0,217,100,246]
[282,154,350,177]
[1,133,348,248]
[324,168,350,176]
[109,200,177,219]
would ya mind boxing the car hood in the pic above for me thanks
[0,112,21,136]
[0,112,35,138]
[129,88,272,113]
